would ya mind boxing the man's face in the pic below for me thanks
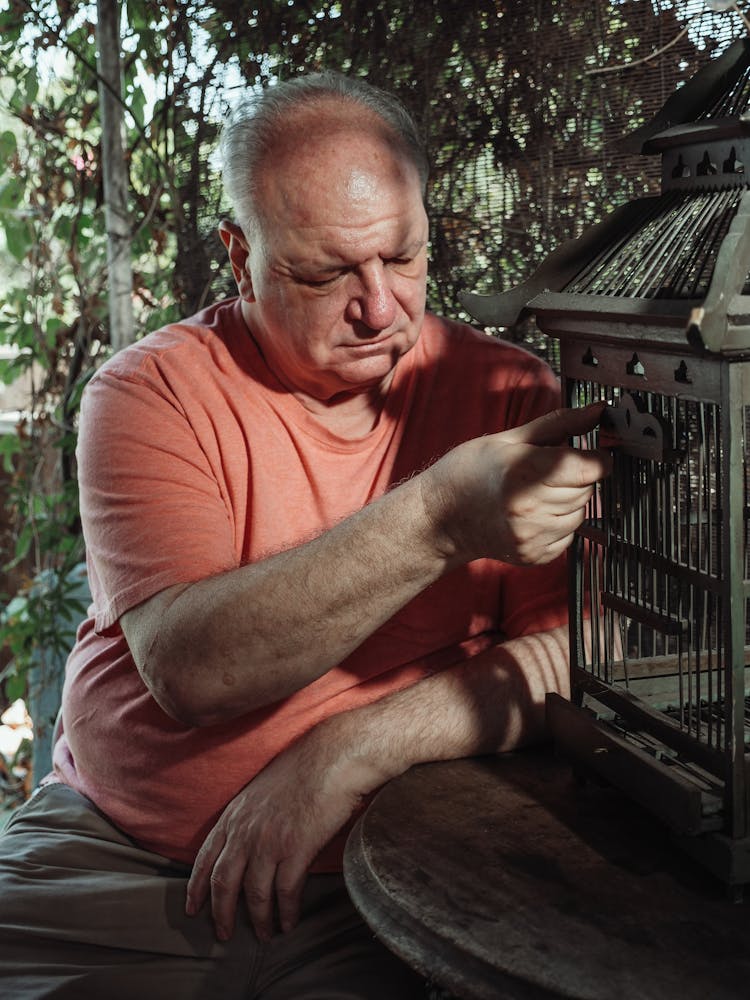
[236,128,429,402]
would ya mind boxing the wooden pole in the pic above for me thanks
[96,0,134,352]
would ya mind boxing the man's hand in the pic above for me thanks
[185,722,379,942]
[185,624,575,942]
[422,403,611,566]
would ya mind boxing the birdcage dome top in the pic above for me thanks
[461,36,750,356]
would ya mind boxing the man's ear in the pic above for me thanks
[218,220,255,301]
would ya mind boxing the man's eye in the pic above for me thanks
[386,257,413,267]
[298,275,338,288]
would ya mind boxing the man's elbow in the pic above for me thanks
[138,652,234,728]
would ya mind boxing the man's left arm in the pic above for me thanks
[185,624,569,942]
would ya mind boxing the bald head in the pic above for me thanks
[252,109,424,242]
[220,72,428,239]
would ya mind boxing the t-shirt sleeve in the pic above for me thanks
[77,365,239,634]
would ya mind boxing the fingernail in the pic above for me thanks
[216,926,229,942]
[185,899,195,917]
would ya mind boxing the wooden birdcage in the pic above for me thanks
[461,38,750,891]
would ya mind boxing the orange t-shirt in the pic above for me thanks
[53,298,567,865]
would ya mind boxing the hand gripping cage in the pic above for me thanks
[461,37,750,892]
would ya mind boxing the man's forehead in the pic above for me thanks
[260,117,420,197]
[255,158,427,247]
[345,168,378,203]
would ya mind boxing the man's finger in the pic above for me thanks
[186,830,226,917]
[275,859,310,934]
[243,862,278,943]
[542,528,581,563]
[540,448,612,490]
[505,402,607,449]
[518,481,594,511]
[209,848,249,941]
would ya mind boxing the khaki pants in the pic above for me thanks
[0,784,426,999]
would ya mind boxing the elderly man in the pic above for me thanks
[0,71,609,998]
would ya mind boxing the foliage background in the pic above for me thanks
[0,0,745,748]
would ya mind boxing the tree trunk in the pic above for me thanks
[96,0,134,352]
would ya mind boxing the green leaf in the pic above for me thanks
[45,317,65,347]
[0,130,17,162]
[13,523,33,562]
[0,435,19,474]
[54,215,73,242]
[0,352,32,384]
[2,595,29,622]
[4,670,27,704]
[23,68,38,104]
[3,217,32,261]
[0,177,23,210]
[129,85,147,130]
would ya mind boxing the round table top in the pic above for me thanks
[344,748,750,1000]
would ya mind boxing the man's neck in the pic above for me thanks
[291,378,393,438]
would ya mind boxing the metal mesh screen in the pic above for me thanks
[450,1,747,358]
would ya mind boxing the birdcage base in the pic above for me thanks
[547,692,750,891]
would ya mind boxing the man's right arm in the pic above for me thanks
[121,404,611,726]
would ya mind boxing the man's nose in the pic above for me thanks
[347,265,397,331]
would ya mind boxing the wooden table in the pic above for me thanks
[343,748,750,1000]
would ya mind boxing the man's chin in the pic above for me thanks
[337,345,408,386]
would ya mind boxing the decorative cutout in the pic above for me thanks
[674,360,692,384]
[582,347,598,367]
[671,154,691,179]
[697,150,718,176]
[598,392,671,462]
[626,353,646,377]
[723,146,744,174]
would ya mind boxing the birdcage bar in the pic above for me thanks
[676,189,741,300]
[563,196,668,297]
[613,197,687,297]
[723,362,750,837]
[567,192,678,294]
[550,334,741,840]
[700,60,750,118]
[567,189,743,301]
[632,192,715,298]
[561,354,739,780]
[568,193,676,296]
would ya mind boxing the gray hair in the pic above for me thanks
[220,70,429,235]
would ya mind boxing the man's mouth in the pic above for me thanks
[343,331,396,349]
